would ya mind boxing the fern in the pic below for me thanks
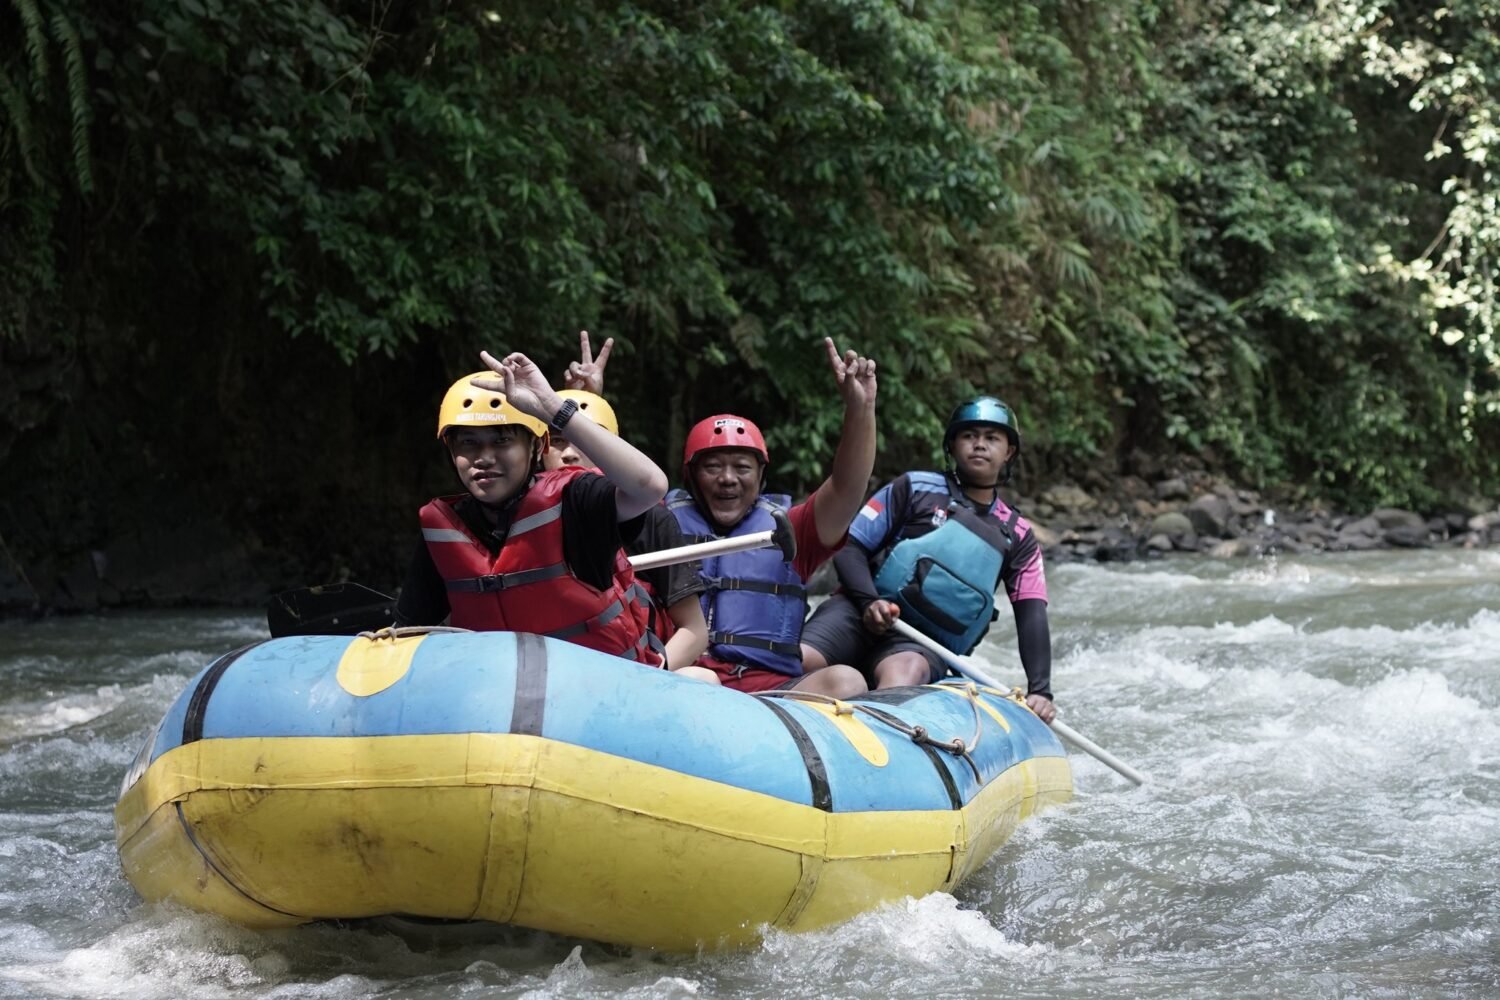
[48,11,92,194]
[0,65,41,185]
[13,0,49,99]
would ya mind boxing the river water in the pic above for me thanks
[1,550,1496,999]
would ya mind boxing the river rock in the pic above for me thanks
[1040,484,1096,513]
[1172,530,1201,552]
[1185,495,1233,538]
[1468,511,1500,532]
[1330,533,1383,552]
[1384,524,1431,548]
[1208,538,1254,558]
[1029,522,1061,549]
[1372,508,1425,531]
[1146,533,1174,552]
[1155,477,1190,501]
[1149,511,1193,539]
[1340,516,1381,538]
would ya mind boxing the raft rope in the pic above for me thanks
[760,683,996,765]
[355,625,473,641]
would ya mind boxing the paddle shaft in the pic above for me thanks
[890,619,1147,785]
[626,530,776,571]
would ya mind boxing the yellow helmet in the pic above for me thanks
[556,389,618,436]
[436,372,547,439]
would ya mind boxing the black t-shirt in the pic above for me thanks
[625,504,705,608]
[395,472,641,626]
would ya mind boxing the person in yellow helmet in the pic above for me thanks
[542,381,715,682]
[394,349,669,666]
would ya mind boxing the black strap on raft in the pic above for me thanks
[447,563,568,592]
[709,630,802,657]
[699,576,807,598]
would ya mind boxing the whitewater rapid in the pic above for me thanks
[1,550,1495,998]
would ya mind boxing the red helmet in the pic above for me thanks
[683,414,769,466]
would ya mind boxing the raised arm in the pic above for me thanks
[808,338,878,548]
[475,350,667,521]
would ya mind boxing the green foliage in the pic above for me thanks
[2,0,1497,509]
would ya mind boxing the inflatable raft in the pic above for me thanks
[115,628,1071,950]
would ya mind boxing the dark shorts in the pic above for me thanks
[800,594,948,686]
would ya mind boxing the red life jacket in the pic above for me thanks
[419,467,661,665]
[613,546,668,652]
[621,555,676,648]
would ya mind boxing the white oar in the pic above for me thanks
[626,508,796,571]
[268,511,797,637]
[890,618,1146,785]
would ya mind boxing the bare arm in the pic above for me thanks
[809,337,878,548]
[663,595,709,671]
[475,350,667,521]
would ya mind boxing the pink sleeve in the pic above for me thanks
[1003,520,1049,603]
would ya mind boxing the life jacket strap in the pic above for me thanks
[709,631,802,658]
[700,576,807,598]
[546,597,627,639]
[447,563,569,593]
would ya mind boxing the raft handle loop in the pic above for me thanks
[959,684,986,755]
[762,689,984,768]
[758,691,854,715]
[356,625,474,642]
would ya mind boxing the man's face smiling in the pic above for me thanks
[951,425,1012,485]
[448,425,534,504]
[691,448,764,528]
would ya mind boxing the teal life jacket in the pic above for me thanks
[872,482,1017,655]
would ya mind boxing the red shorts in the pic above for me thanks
[697,655,800,693]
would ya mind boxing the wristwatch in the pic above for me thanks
[549,398,579,434]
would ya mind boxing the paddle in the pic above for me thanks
[266,509,797,638]
[890,618,1147,785]
[267,581,398,638]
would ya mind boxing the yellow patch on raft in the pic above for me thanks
[115,733,1071,950]
[335,633,425,696]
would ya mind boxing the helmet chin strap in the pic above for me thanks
[952,464,1002,494]
[947,448,1003,493]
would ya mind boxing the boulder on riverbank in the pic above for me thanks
[1013,475,1498,565]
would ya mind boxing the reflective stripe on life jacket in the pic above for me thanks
[419,466,660,664]
[667,489,805,676]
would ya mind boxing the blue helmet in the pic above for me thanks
[944,396,1021,484]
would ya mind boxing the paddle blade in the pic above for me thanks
[267,582,396,638]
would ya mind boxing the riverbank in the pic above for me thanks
[2,473,1496,617]
[1018,471,1500,564]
